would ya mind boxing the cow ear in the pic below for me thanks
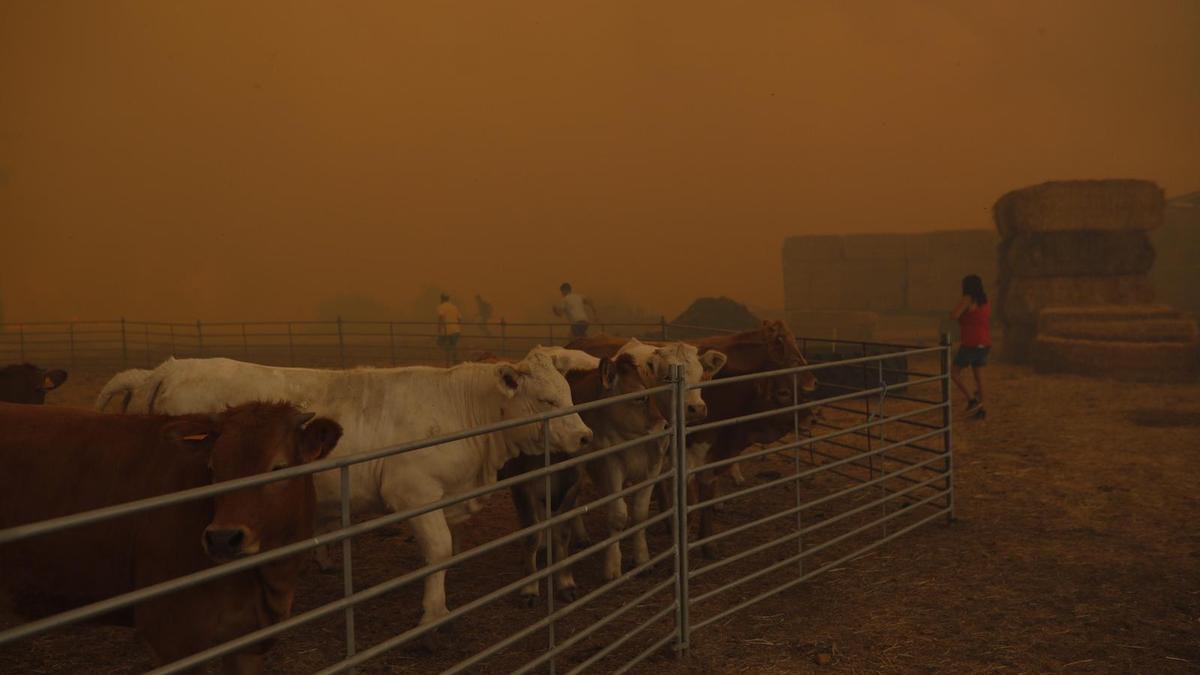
[299,417,343,463]
[162,419,219,453]
[551,353,574,375]
[598,357,618,392]
[41,369,68,391]
[495,365,520,398]
[699,350,726,378]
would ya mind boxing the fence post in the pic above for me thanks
[340,466,357,672]
[661,315,668,340]
[287,322,296,366]
[337,316,346,369]
[119,317,128,368]
[196,320,204,357]
[669,363,690,654]
[68,322,76,369]
[388,322,397,367]
[144,323,151,368]
[940,332,955,523]
[793,371,805,579]
[168,323,176,357]
[241,322,249,360]
[500,318,507,356]
[548,323,554,347]
[18,324,25,362]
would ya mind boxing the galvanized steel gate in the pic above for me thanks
[0,336,954,673]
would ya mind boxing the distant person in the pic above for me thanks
[475,294,493,337]
[436,293,462,365]
[950,274,991,419]
[552,282,598,338]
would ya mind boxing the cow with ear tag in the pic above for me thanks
[89,352,592,644]
[0,401,342,674]
[0,363,68,404]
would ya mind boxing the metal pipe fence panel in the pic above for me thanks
[0,332,954,673]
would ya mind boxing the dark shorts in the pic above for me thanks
[954,345,991,368]
[437,333,460,348]
[570,322,589,338]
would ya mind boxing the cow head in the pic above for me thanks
[162,403,343,563]
[624,339,725,422]
[0,363,68,405]
[594,353,667,438]
[761,320,817,393]
[493,351,593,456]
[748,374,811,443]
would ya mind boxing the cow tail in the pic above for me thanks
[95,368,153,412]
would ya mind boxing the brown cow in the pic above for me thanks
[0,401,343,674]
[568,320,818,558]
[0,363,67,404]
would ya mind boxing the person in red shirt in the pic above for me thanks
[950,274,991,419]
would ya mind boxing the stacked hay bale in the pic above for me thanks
[993,179,1199,381]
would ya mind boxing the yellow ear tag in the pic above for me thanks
[42,377,56,389]
[180,433,209,442]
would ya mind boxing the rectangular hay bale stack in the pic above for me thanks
[782,235,845,263]
[1031,335,1199,383]
[992,179,1165,238]
[1000,275,1155,324]
[783,259,847,311]
[1001,230,1155,277]
[1038,305,1198,343]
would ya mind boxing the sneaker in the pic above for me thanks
[965,399,984,415]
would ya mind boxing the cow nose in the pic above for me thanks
[204,528,246,558]
[578,429,593,450]
[686,402,707,420]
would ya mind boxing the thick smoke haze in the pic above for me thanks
[2,1,1197,323]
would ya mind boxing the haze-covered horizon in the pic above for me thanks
[3,1,1198,324]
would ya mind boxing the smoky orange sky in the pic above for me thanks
[2,1,1198,324]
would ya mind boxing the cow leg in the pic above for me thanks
[509,484,542,605]
[697,474,721,560]
[602,461,628,581]
[553,478,580,601]
[314,512,340,573]
[629,481,656,572]
[406,508,455,648]
[729,461,746,486]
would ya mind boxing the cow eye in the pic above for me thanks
[271,462,290,472]
[539,399,557,408]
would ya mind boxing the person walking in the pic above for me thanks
[436,293,463,365]
[950,274,991,419]
[552,282,598,338]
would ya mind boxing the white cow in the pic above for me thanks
[97,353,593,632]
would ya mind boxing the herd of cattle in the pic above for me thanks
[0,321,822,673]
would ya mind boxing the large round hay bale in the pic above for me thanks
[992,179,1165,237]
[999,275,1155,324]
[999,230,1155,277]
[1038,305,1198,343]
[1031,335,1199,383]
[668,297,761,339]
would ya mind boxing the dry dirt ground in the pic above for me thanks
[2,360,1199,674]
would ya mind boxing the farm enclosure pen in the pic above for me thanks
[0,334,953,674]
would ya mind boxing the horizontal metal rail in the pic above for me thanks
[0,384,670,546]
[690,472,950,581]
[687,427,945,513]
[686,373,945,434]
[565,604,676,675]
[689,400,948,475]
[690,347,944,391]
[690,488,950,608]
[820,402,945,431]
[688,505,950,633]
[816,380,942,406]
[688,451,949,552]
[613,631,677,675]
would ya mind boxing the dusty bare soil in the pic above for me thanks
[2,361,1198,674]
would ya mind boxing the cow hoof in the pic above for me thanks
[558,587,577,603]
[522,593,539,608]
[418,624,455,653]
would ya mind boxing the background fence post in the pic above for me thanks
[168,323,175,357]
[661,315,668,340]
[670,363,690,655]
[940,332,954,523]
[241,323,249,360]
[68,322,76,369]
[144,323,151,367]
[500,318,507,356]
[340,466,357,672]
[388,322,396,367]
[120,317,128,368]
[196,320,204,357]
[287,322,295,366]
[337,316,346,369]
[18,324,25,362]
